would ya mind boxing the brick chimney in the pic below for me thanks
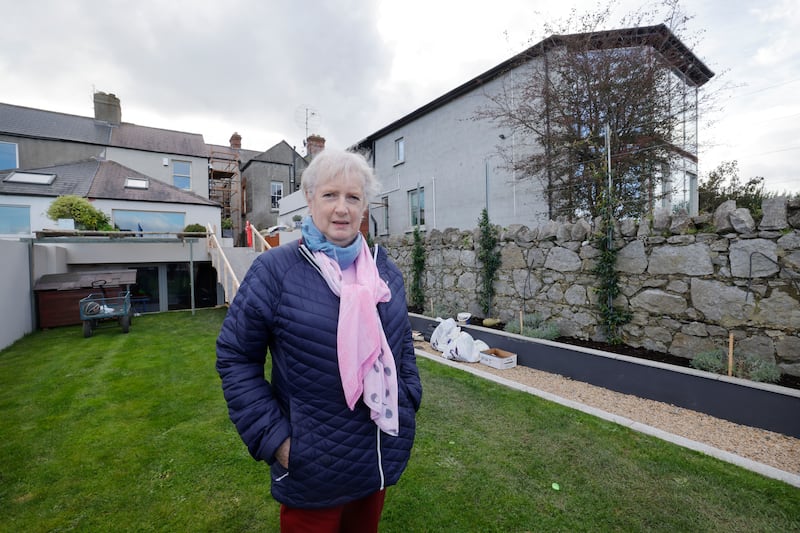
[306,135,326,159]
[93,91,121,125]
[229,132,242,150]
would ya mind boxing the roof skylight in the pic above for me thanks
[124,177,149,189]
[4,172,56,185]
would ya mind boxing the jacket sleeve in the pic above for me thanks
[216,258,291,464]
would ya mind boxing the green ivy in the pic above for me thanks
[477,208,501,316]
[410,226,426,311]
[591,193,631,344]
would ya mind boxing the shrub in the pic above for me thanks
[691,349,781,383]
[504,313,560,340]
[47,195,112,230]
[690,349,727,374]
[183,223,206,233]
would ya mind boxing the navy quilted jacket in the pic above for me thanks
[216,242,422,509]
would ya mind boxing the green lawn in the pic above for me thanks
[1,308,797,532]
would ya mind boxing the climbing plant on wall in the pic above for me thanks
[410,226,426,312]
[477,208,501,316]
[592,192,631,344]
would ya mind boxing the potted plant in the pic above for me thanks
[221,217,233,238]
[292,214,303,228]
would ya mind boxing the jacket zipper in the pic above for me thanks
[376,426,385,490]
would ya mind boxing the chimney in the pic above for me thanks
[229,132,242,150]
[93,91,121,125]
[306,134,326,159]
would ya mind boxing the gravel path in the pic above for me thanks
[414,343,800,479]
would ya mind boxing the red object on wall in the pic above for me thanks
[245,220,253,247]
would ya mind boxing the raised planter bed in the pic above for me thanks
[409,313,800,439]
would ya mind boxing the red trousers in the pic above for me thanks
[279,490,386,533]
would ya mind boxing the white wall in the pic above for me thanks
[370,68,549,236]
[0,196,58,238]
[1,196,221,239]
[106,147,209,199]
[0,239,33,350]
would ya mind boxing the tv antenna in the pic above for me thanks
[294,105,321,144]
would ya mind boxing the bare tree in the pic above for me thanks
[476,1,717,220]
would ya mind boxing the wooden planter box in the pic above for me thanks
[409,313,800,439]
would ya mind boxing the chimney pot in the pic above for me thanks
[306,134,326,159]
[229,132,242,150]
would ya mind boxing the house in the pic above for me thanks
[354,24,713,237]
[0,93,227,348]
[1,93,210,199]
[241,140,309,232]
[0,90,319,349]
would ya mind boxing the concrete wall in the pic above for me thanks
[0,239,33,350]
[380,198,800,377]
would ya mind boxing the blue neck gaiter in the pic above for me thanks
[301,216,362,269]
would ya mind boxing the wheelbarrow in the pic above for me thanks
[79,279,133,338]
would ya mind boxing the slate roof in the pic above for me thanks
[0,102,207,157]
[87,160,218,206]
[354,24,714,149]
[0,159,218,206]
[0,160,99,197]
[243,141,308,171]
[207,143,261,166]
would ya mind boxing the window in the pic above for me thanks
[0,142,18,170]
[395,137,405,164]
[408,187,425,227]
[112,209,185,237]
[271,182,283,210]
[381,195,389,233]
[173,161,191,190]
[4,172,55,185]
[0,205,30,234]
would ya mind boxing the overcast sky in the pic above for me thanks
[2,0,798,194]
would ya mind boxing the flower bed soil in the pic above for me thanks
[554,337,800,392]
[457,314,800,391]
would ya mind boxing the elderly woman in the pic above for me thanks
[216,149,422,532]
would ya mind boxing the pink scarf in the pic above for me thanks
[314,241,399,436]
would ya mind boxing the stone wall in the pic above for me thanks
[379,197,800,377]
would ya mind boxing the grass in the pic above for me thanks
[1,308,798,532]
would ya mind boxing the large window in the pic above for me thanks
[271,181,283,210]
[173,160,191,190]
[0,142,18,170]
[408,187,425,227]
[395,137,405,165]
[0,205,30,234]
[112,209,185,236]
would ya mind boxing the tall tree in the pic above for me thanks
[476,1,716,220]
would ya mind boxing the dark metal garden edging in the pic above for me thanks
[409,313,800,439]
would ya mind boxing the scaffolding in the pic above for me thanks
[208,149,242,240]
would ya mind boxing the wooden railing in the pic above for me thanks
[206,223,240,304]
[250,223,272,253]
